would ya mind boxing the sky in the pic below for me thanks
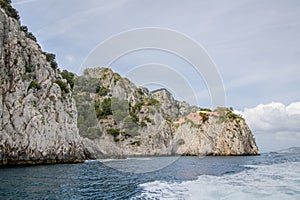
[11,0,300,152]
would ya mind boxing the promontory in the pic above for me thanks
[0,2,259,166]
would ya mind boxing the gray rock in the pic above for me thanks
[0,7,86,165]
[76,68,260,158]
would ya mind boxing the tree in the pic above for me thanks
[45,53,55,62]
[20,26,28,32]
[45,53,58,69]
[61,70,75,89]
[102,98,112,116]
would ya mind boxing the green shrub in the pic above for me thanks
[145,117,152,123]
[102,98,112,115]
[25,65,33,73]
[20,25,28,32]
[54,79,69,94]
[113,73,121,82]
[0,0,20,20]
[45,53,56,62]
[19,25,37,41]
[147,98,159,106]
[26,32,37,42]
[131,101,144,113]
[96,86,109,96]
[45,53,58,69]
[199,112,209,123]
[106,128,120,137]
[95,98,112,119]
[50,61,58,69]
[60,70,75,89]
[129,111,139,123]
[28,80,41,91]
[139,121,147,127]
[137,88,144,95]
[226,111,242,121]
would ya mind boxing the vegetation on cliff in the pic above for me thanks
[73,67,259,157]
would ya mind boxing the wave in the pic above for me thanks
[133,162,300,199]
[84,159,100,163]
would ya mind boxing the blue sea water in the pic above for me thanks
[0,153,300,199]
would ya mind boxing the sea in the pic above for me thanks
[0,153,300,200]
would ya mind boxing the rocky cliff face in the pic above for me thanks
[75,68,259,158]
[0,3,86,165]
[0,3,259,165]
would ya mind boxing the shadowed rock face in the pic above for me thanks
[0,5,86,166]
[76,68,260,158]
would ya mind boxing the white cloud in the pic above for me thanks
[237,102,300,132]
[287,102,300,116]
[236,102,300,152]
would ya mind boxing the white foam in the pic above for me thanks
[133,162,300,200]
[84,159,100,163]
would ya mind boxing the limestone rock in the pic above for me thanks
[76,67,260,158]
[0,5,86,165]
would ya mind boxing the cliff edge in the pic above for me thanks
[0,2,86,165]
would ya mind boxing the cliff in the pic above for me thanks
[0,2,259,166]
[75,68,259,158]
[0,2,86,165]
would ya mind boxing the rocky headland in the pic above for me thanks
[0,2,259,166]
[75,68,259,158]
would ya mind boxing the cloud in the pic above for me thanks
[237,102,300,132]
[236,102,300,152]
